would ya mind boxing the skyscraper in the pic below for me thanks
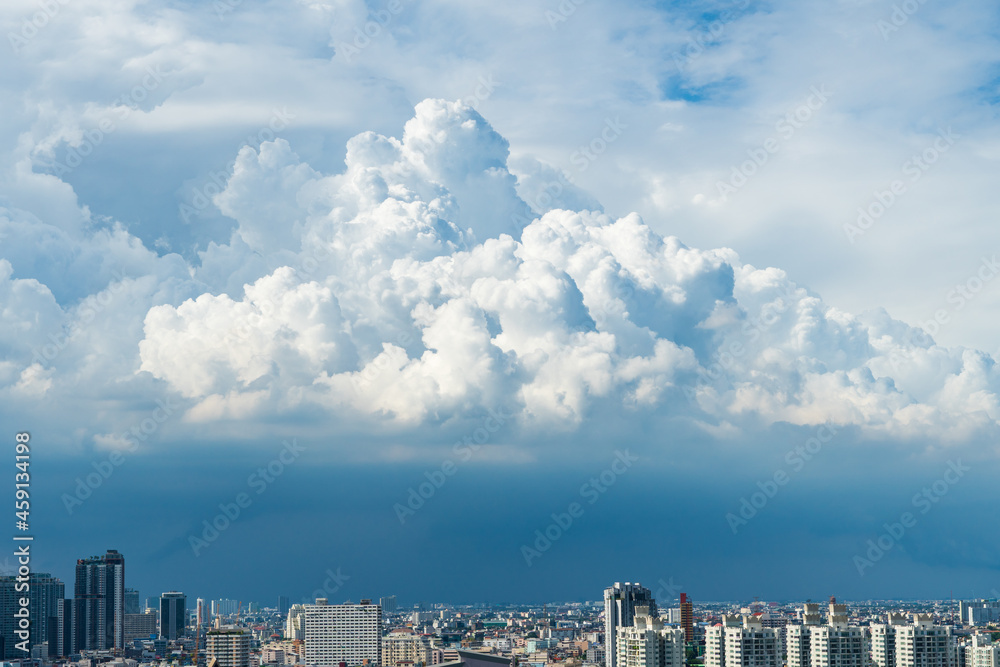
[0,573,65,659]
[277,596,289,617]
[160,592,187,640]
[74,550,125,651]
[605,582,657,667]
[302,598,382,666]
[380,596,398,614]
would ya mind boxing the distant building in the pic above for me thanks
[124,589,141,615]
[160,592,187,640]
[302,599,382,666]
[207,628,251,667]
[277,597,290,617]
[380,596,398,614]
[124,611,157,642]
[960,602,1000,627]
[604,582,657,667]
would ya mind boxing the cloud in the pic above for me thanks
[126,98,1000,442]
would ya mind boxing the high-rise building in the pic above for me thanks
[965,636,1000,667]
[380,596,398,614]
[872,614,909,667]
[160,592,187,640]
[809,602,869,667]
[207,628,251,667]
[0,573,66,659]
[706,615,782,667]
[895,615,957,667]
[124,589,141,615]
[302,599,382,666]
[277,597,290,617]
[787,603,823,667]
[679,594,693,645]
[124,611,158,642]
[604,582,657,667]
[74,550,126,651]
[197,598,208,627]
[615,608,685,667]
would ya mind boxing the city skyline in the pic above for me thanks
[4,0,1000,615]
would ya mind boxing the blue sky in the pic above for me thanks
[3,0,1000,605]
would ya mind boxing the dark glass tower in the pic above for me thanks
[74,549,125,651]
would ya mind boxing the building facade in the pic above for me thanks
[207,628,251,667]
[302,599,382,667]
[707,615,782,667]
[895,615,957,667]
[615,610,684,667]
[809,603,869,667]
